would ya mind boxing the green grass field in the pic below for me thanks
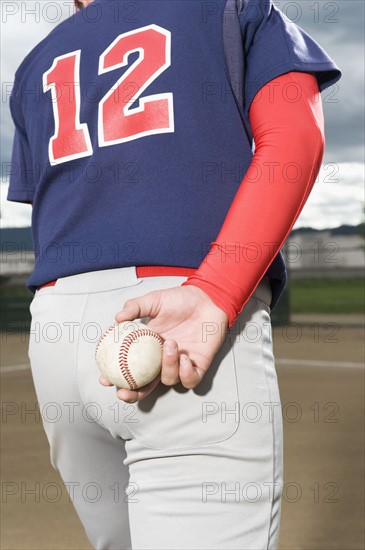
[289,277,364,313]
[0,278,364,329]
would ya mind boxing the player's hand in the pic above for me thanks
[98,285,229,403]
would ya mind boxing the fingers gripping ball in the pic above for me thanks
[95,322,164,390]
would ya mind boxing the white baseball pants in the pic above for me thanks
[28,267,283,550]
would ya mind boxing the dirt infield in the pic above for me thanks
[1,324,364,550]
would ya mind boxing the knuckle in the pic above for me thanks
[163,351,178,363]
[163,357,177,369]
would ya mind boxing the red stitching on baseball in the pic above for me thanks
[95,322,118,360]
[119,328,164,390]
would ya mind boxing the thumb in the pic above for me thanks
[115,292,159,322]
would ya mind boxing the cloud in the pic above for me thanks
[293,162,364,229]
[1,180,32,228]
[295,0,365,165]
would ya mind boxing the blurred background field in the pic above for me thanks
[1,274,364,331]
[1,223,364,330]
[290,277,364,314]
[1,263,364,549]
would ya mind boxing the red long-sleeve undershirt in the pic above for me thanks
[181,71,325,328]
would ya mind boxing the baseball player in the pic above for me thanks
[8,0,341,548]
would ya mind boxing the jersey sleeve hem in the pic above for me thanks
[244,62,341,119]
[7,189,34,204]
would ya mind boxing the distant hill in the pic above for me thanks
[290,224,363,236]
[326,224,364,236]
[0,223,363,252]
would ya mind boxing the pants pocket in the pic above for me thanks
[124,333,240,450]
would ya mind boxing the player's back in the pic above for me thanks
[10,0,252,288]
[10,0,341,308]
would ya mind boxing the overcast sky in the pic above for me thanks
[1,0,364,229]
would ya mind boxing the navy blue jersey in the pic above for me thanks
[8,0,341,309]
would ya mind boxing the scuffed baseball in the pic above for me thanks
[95,321,164,390]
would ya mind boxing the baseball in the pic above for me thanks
[95,321,164,390]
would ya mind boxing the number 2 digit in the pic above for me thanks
[99,24,173,146]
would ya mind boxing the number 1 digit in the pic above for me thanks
[43,50,93,165]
